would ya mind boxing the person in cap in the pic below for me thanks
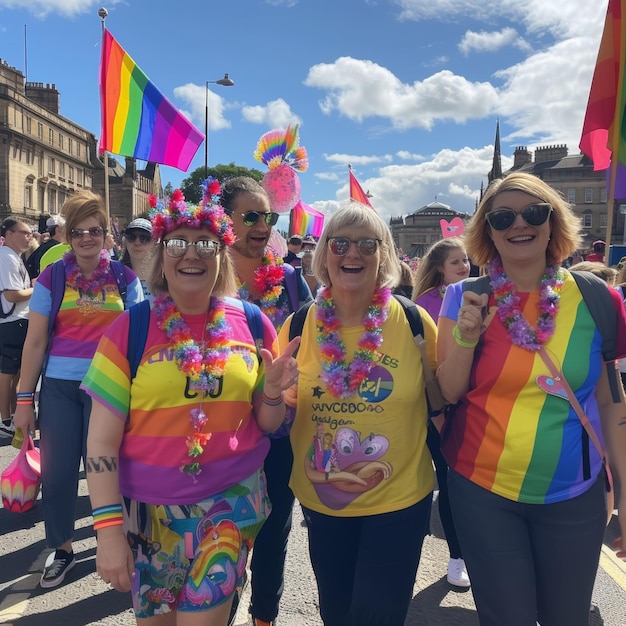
[24,215,67,280]
[120,217,156,300]
[586,240,606,263]
[38,215,71,273]
[301,235,317,252]
[285,234,302,265]
[83,180,299,623]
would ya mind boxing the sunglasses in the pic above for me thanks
[486,203,552,231]
[241,211,280,227]
[70,227,105,239]
[125,232,152,244]
[328,237,381,256]
[163,238,223,259]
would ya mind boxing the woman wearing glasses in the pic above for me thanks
[13,190,144,590]
[281,202,436,626]
[82,183,299,625]
[437,172,626,626]
[121,217,156,301]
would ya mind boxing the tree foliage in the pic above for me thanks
[179,163,265,204]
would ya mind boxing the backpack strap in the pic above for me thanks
[392,294,424,338]
[241,299,264,362]
[0,291,16,319]
[283,263,300,313]
[110,260,128,308]
[289,301,314,343]
[128,300,150,380]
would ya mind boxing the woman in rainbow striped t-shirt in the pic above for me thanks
[437,172,626,626]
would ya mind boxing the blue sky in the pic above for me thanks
[0,0,609,227]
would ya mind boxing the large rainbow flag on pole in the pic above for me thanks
[579,0,626,171]
[99,28,204,171]
[290,200,325,237]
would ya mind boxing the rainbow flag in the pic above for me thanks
[99,28,204,171]
[349,169,374,208]
[579,0,626,170]
[290,200,325,237]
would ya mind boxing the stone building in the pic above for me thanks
[0,57,163,233]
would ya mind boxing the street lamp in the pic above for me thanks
[204,73,235,178]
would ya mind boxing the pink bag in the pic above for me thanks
[1,435,41,513]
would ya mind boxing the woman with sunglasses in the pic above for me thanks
[281,202,436,626]
[82,183,300,625]
[437,172,626,626]
[121,217,156,301]
[13,190,144,590]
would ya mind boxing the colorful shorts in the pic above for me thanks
[122,469,270,617]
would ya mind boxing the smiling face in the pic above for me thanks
[229,192,272,259]
[487,190,552,266]
[440,247,470,285]
[70,216,106,265]
[326,226,383,294]
[160,226,222,302]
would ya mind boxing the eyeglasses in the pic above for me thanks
[125,232,152,244]
[163,238,223,259]
[9,229,33,237]
[486,203,552,231]
[328,237,381,256]
[70,227,105,239]
[240,211,280,227]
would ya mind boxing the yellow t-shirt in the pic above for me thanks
[280,296,436,517]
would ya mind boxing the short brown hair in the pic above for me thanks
[62,191,108,244]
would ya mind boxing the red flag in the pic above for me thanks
[349,169,374,208]
[579,0,626,170]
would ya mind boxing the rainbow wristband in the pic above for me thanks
[263,392,284,407]
[92,504,124,531]
[453,325,478,349]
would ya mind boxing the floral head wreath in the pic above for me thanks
[148,178,236,246]
[253,124,308,214]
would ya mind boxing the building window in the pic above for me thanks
[582,214,592,228]
[68,166,74,182]
[77,169,83,186]
[59,162,65,179]
[24,185,32,209]
[76,143,81,158]
[48,188,56,213]
[600,187,607,204]
[26,117,32,134]
[584,188,593,203]
[49,129,54,145]
[48,157,55,176]
[38,122,43,139]
[567,188,576,204]
[59,135,64,150]
[68,138,73,155]
[600,214,608,228]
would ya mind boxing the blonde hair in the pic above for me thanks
[465,172,582,267]
[311,202,401,289]
[413,237,466,299]
[569,261,617,285]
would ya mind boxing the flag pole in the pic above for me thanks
[98,8,111,223]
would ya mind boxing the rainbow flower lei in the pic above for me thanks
[63,249,111,297]
[316,286,391,398]
[153,294,232,479]
[238,250,289,329]
[489,256,563,351]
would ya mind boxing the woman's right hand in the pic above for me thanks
[13,404,36,438]
[95,527,135,592]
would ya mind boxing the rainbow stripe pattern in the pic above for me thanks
[290,199,324,237]
[579,0,626,170]
[99,28,204,171]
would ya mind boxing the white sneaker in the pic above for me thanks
[447,558,471,588]
[0,419,15,438]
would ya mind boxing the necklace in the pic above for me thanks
[237,250,289,329]
[153,294,232,480]
[489,256,563,351]
[64,249,111,297]
[316,286,391,399]
[438,284,447,299]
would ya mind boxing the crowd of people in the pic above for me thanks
[1,170,626,626]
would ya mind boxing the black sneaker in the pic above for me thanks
[40,549,75,588]
[0,419,15,438]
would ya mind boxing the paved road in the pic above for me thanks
[1,437,626,625]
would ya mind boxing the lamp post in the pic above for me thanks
[204,73,235,178]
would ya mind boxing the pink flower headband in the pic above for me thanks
[148,178,236,246]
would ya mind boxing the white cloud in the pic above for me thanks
[241,98,302,128]
[0,0,121,18]
[323,153,394,166]
[396,150,425,161]
[459,28,531,55]
[305,58,499,130]
[173,83,231,131]
[314,172,341,182]
[265,0,298,6]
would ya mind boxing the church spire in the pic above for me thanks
[488,119,502,183]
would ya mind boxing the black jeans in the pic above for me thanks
[448,469,606,626]
[302,495,432,626]
[249,436,295,622]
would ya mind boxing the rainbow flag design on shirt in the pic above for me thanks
[99,28,204,171]
[440,275,606,504]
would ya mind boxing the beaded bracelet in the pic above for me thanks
[453,325,478,349]
[92,504,124,531]
[262,392,284,407]
[16,392,34,405]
